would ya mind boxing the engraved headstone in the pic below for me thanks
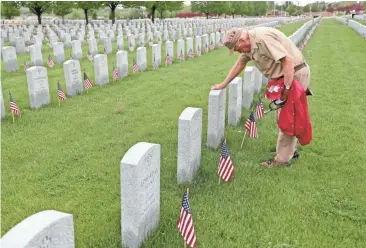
[242,67,255,109]
[117,35,124,50]
[116,50,128,78]
[26,66,50,109]
[195,36,201,56]
[102,37,112,54]
[137,47,147,72]
[93,54,109,85]
[177,39,185,60]
[29,44,43,66]
[207,89,226,149]
[71,40,82,60]
[0,210,75,248]
[15,36,25,54]
[228,77,242,126]
[87,38,98,56]
[121,142,160,248]
[186,37,193,57]
[53,42,65,64]
[152,44,161,67]
[63,60,83,96]
[165,41,173,59]
[2,46,18,72]
[177,107,202,184]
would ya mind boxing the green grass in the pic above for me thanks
[2,19,365,247]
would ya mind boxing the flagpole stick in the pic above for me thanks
[240,130,247,149]
[12,112,15,123]
[184,187,188,248]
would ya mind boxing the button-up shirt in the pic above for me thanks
[240,27,305,80]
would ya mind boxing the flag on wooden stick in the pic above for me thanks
[9,92,20,116]
[218,139,235,182]
[176,190,197,248]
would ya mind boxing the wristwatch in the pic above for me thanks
[285,84,291,90]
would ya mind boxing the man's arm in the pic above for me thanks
[211,56,247,90]
[280,55,295,101]
[281,55,295,87]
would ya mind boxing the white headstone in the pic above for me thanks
[116,50,128,78]
[63,60,83,96]
[177,39,185,60]
[215,31,220,46]
[127,34,135,51]
[121,142,160,248]
[30,45,43,66]
[207,89,226,149]
[165,41,173,60]
[26,66,50,109]
[177,107,202,184]
[228,77,242,126]
[87,38,98,56]
[2,46,18,72]
[102,37,112,54]
[242,67,254,109]
[71,40,82,60]
[93,54,109,85]
[186,37,194,57]
[202,34,209,53]
[53,42,65,64]
[0,210,75,248]
[195,36,201,56]
[15,36,25,54]
[137,47,147,72]
[117,35,124,51]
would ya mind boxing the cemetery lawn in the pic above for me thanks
[2,19,366,247]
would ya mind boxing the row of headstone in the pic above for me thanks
[336,17,366,38]
[288,17,322,46]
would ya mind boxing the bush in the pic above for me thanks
[176,12,203,18]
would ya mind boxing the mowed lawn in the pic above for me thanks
[2,18,365,247]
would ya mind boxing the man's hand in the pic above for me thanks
[281,88,290,102]
[211,83,226,90]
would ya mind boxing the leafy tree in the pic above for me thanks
[286,4,297,16]
[253,1,268,16]
[17,1,53,24]
[103,1,120,24]
[1,1,20,19]
[75,2,103,25]
[211,2,230,17]
[191,1,216,19]
[52,2,72,23]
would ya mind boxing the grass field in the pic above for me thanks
[2,18,366,247]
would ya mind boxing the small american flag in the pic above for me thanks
[245,111,258,138]
[218,140,234,182]
[47,54,54,68]
[132,58,139,73]
[113,65,120,80]
[165,52,172,65]
[256,98,264,119]
[57,81,67,101]
[84,72,93,89]
[9,92,20,116]
[104,47,108,55]
[219,38,223,46]
[196,45,201,56]
[188,48,194,58]
[210,40,214,50]
[24,61,29,71]
[153,54,157,71]
[204,43,208,52]
[87,53,93,61]
[176,191,197,248]
[179,49,185,61]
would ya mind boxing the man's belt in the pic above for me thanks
[294,62,307,72]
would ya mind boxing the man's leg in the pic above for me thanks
[275,129,297,163]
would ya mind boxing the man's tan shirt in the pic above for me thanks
[240,27,305,80]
